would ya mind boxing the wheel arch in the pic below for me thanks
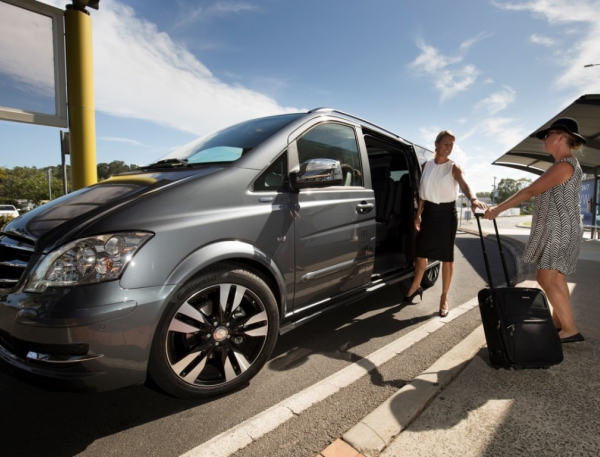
[165,240,288,318]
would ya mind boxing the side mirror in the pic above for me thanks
[290,158,343,190]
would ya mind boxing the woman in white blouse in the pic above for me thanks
[403,130,488,316]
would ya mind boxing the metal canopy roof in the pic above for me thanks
[493,94,600,176]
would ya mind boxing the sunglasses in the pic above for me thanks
[543,131,563,140]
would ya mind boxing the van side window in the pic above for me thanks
[297,123,363,187]
[253,152,288,192]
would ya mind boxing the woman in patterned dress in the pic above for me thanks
[484,118,586,344]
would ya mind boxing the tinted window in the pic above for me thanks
[254,153,288,192]
[297,123,362,186]
[158,113,304,165]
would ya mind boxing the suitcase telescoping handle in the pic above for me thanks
[474,213,511,288]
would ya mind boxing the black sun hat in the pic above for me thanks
[535,117,587,145]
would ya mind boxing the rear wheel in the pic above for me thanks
[148,262,279,398]
[421,263,440,289]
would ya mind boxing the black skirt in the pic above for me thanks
[416,201,458,262]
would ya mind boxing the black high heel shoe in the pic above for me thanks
[403,286,423,303]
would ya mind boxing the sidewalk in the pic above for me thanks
[318,216,600,457]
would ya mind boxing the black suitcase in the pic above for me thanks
[475,214,563,369]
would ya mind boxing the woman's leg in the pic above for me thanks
[440,261,454,312]
[536,268,579,338]
[406,257,427,297]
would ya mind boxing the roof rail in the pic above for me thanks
[308,107,400,139]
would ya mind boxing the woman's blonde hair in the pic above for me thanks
[565,132,585,153]
[435,130,456,144]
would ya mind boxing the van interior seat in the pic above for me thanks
[341,164,355,186]
[389,173,411,229]
[370,166,394,224]
[264,172,283,188]
[388,173,412,251]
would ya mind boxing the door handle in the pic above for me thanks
[356,202,375,214]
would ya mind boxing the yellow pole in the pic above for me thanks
[64,5,97,190]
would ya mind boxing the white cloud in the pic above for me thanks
[449,143,468,166]
[37,0,296,137]
[418,125,443,146]
[0,1,55,97]
[475,86,516,115]
[408,37,483,102]
[174,1,259,28]
[530,34,556,46]
[493,0,598,23]
[209,1,259,15]
[99,137,150,147]
[459,32,491,52]
[464,159,495,188]
[494,0,600,97]
[477,117,527,149]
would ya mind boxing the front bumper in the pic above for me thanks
[0,281,176,393]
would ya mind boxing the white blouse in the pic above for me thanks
[419,159,458,204]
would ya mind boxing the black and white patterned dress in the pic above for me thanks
[523,157,583,275]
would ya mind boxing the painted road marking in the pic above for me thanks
[180,297,480,457]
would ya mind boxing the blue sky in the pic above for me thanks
[1,0,600,194]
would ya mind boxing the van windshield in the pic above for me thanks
[156,113,303,165]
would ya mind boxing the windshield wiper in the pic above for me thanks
[145,158,192,169]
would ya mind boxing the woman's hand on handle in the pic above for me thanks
[471,198,489,214]
[483,206,499,220]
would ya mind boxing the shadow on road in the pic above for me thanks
[0,234,516,457]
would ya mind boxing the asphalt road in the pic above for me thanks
[0,231,516,457]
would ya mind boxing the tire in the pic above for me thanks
[420,263,440,289]
[148,262,279,399]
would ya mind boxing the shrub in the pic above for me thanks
[0,215,15,229]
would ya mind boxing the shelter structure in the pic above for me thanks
[493,93,600,235]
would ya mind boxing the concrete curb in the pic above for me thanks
[334,228,530,457]
[342,326,486,457]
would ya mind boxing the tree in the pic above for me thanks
[497,178,518,203]
[97,160,136,181]
[0,166,67,205]
[496,177,533,211]
[97,162,111,181]
[0,161,139,205]
[476,191,491,198]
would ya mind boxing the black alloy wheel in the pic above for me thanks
[149,262,279,398]
[421,262,440,289]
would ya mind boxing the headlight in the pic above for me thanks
[25,232,154,293]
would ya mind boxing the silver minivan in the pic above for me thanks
[0,108,439,398]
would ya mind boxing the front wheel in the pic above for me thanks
[420,263,440,289]
[148,263,279,399]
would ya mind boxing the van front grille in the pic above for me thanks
[0,234,35,291]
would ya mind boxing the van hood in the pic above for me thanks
[2,167,220,250]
